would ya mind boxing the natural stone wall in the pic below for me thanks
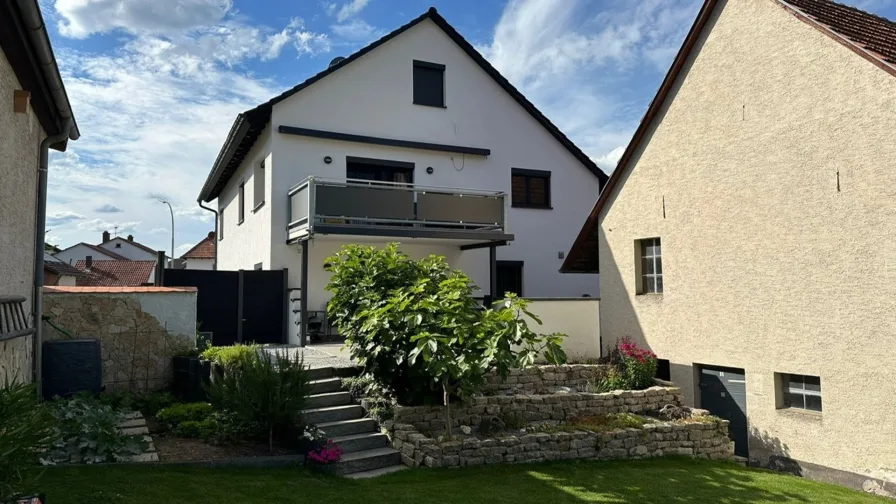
[389,419,735,468]
[484,365,611,394]
[42,289,196,392]
[394,386,685,433]
[0,336,32,383]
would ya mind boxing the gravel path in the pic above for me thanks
[262,345,355,369]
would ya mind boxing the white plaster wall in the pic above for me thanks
[597,0,896,480]
[184,258,215,270]
[54,244,119,264]
[263,18,602,298]
[0,46,43,383]
[57,275,77,286]
[136,291,197,339]
[99,238,157,260]
[216,125,274,271]
[525,299,600,361]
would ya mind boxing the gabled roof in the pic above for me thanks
[180,232,215,259]
[562,0,896,273]
[74,260,155,287]
[104,236,158,256]
[198,7,607,203]
[57,242,130,261]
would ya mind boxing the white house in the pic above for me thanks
[198,8,607,345]
[178,232,216,270]
[54,231,158,264]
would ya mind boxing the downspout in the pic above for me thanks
[32,117,73,388]
[198,200,219,270]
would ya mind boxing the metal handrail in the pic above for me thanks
[287,176,506,198]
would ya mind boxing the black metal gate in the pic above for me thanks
[163,269,287,346]
[699,365,748,457]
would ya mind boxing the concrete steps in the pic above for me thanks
[305,366,402,477]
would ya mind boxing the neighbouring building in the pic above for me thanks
[199,7,607,345]
[74,259,156,287]
[43,252,85,286]
[55,231,158,264]
[0,0,79,382]
[563,0,896,493]
[178,231,216,270]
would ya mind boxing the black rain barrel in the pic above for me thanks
[42,339,102,399]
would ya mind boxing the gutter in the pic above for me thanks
[15,0,80,142]
[32,118,73,389]
[198,201,219,270]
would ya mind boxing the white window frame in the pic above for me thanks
[639,238,663,294]
[253,159,265,211]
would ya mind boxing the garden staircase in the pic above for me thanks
[304,367,404,478]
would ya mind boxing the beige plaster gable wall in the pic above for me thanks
[597,0,896,479]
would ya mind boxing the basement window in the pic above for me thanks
[637,238,663,294]
[413,60,445,107]
[779,373,822,412]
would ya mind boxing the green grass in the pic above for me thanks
[33,457,887,504]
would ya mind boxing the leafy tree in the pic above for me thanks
[0,380,55,501]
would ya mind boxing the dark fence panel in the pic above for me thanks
[163,269,239,346]
[242,270,286,345]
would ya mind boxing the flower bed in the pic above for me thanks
[389,416,734,468]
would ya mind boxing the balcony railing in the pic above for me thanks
[287,177,508,241]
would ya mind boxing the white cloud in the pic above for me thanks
[480,0,701,173]
[55,0,232,38]
[46,210,86,227]
[294,31,331,55]
[176,243,196,254]
[331,18,377,41]
[148,227,170,234]
[335,0,370,22]
[95,204,123,213]
[76,218,141,233]
[175,206,216,223]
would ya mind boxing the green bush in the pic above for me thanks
[156,402,213,431]
[207,350,311,451]
[326,243,566,407]
[0,380,55,501]
[589,338,658,392]
[201,344,259,369]
[45,394,148,465]
[174,418,218,439]
[99,390,176,416]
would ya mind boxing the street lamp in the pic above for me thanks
[156,198,174,262]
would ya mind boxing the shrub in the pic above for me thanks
[201,344,260,369]
[0,380,55,501]
[588,338,658,392]
[174,418,218,439]
[207,350,311,451]
[99,390,176,416]
[307,441,342,465]
[156,402,214,431]
[44,394,148,465]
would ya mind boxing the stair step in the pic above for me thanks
[318,418,378,438]
[345,465,407,479]
[321,447,401,476]
[306,391,352,409]
[310,377,344,395]
[330,432,389,453]
[303,404,363,425]
[307,367,334,380]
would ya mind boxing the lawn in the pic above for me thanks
[35,457,885,504]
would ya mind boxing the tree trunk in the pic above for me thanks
[443,382,452,441]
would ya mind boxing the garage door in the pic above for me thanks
[699,366,748,457]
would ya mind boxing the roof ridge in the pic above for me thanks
[179,234,215,259]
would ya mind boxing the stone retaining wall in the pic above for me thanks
[485,364,610,393]
[389,419,734,468]
[393,386,685,434]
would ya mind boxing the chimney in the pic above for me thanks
[207,231,215,240]
[127,234,134,241]
[102,231,110,243]
[86,255,93,269]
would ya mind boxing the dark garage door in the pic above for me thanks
[699,365,748,457]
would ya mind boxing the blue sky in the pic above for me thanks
[41,0,896,256]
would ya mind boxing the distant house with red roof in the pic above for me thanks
[179,232,216,270]
[54,230,160,265]
[74,259,156,287]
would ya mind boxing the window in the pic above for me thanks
[254,262,263,271]
[218,209,224,240]
[238,182,245,224]
[413,60,445,107]
[496,261,524,298]
[638,238,663,294]
[347,156,414,184]
[780,374,822,412]
[115,243,121,248]
[253,160,265,210]
[511,169,551,208]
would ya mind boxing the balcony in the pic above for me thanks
[286,177,512,244]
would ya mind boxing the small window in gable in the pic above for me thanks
[254,159,265,210]
[511,168,551,209]
[238,182,245,225]
[413,60,445,107]
[219,208,225,240]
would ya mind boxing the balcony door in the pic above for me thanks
[346,156,414,185]
[496,261,523,298]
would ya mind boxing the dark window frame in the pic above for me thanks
[496,260,524,298]
[238,182,245,225]
[346,156,415,184]
[413,60,446,108]
[638,238,663,294]
[779,373,822,413]
[511,168,552,209]
[219,207,224,241]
